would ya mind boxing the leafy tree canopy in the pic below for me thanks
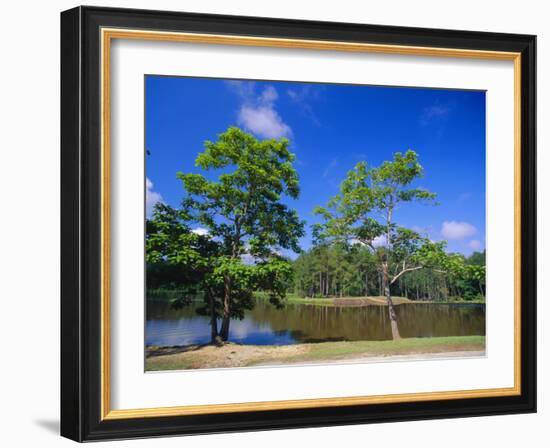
[178,127,304,258]
[314,150,436,249]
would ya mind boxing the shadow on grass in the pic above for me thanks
[146,343,215,358]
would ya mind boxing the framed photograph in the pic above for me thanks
[61,6,536,442]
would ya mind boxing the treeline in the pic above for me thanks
[148,246,486,302]
[292,244,485,302]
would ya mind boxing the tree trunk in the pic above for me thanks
[206,290,221,345]
[383,267,401,340]
[219,276,231,342]
[219,316,230,342]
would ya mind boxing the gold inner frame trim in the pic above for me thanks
[100,27,522,421]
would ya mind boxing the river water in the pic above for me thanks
[146,300,485,347]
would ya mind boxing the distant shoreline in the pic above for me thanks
[145,336,486,371]
[285,295,485,306]
[146,292,486,306]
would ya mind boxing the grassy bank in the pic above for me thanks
[147,290,485,306]
[145,335,485,371]
[278,294,485,306]
[257,292,413,307]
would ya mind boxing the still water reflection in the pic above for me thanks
[146,300,485,347]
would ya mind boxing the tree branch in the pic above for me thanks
[390,265,423,284]
[356,237,375,252]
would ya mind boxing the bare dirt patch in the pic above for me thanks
[332,296,410,306]
[146,343,309,370]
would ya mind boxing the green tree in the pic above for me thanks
[146,203,223,342]
[314,150,444,339]
[177,127,305,342]
[467,250,486,266]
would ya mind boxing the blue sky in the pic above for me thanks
[145,75,486,257]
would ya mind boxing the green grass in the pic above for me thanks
[419,298,486,304]
[149,290,485,306]
[254,291,484,306]
[146,288,187,299]
[282,336,485,364]
[253,291,334,305]
[285,296,335,306]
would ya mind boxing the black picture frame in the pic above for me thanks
[61,5,536,442]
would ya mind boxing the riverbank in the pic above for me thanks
[265,293,412,306]
[147,291,485,306]
[284,295,485,306]
[145,335,485,371]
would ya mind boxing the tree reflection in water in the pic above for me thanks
[146,300,485,347]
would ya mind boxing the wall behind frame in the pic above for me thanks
[0,0,546,447]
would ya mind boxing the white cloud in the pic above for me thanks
[372,235,388,248]
[145,177,163,217]
[350,235,387,248]
[420,102,452,126]
[287,85,321,126]
[441,221,477,240]
[227,82,292,139]
[287,85,320,103]
[322,158,338,178]
[191,227,209,236]
[411,225,430,237]
[260,85,278,103]
[238,105,291,139]
[240,253,257,265]
[468,239,483,251]
[224,80,256,98]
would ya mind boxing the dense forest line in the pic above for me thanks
[147,246,485,302]
[292,244,485,302]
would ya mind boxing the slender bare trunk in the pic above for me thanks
[383,206,400,339]
[383,265,401,340]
